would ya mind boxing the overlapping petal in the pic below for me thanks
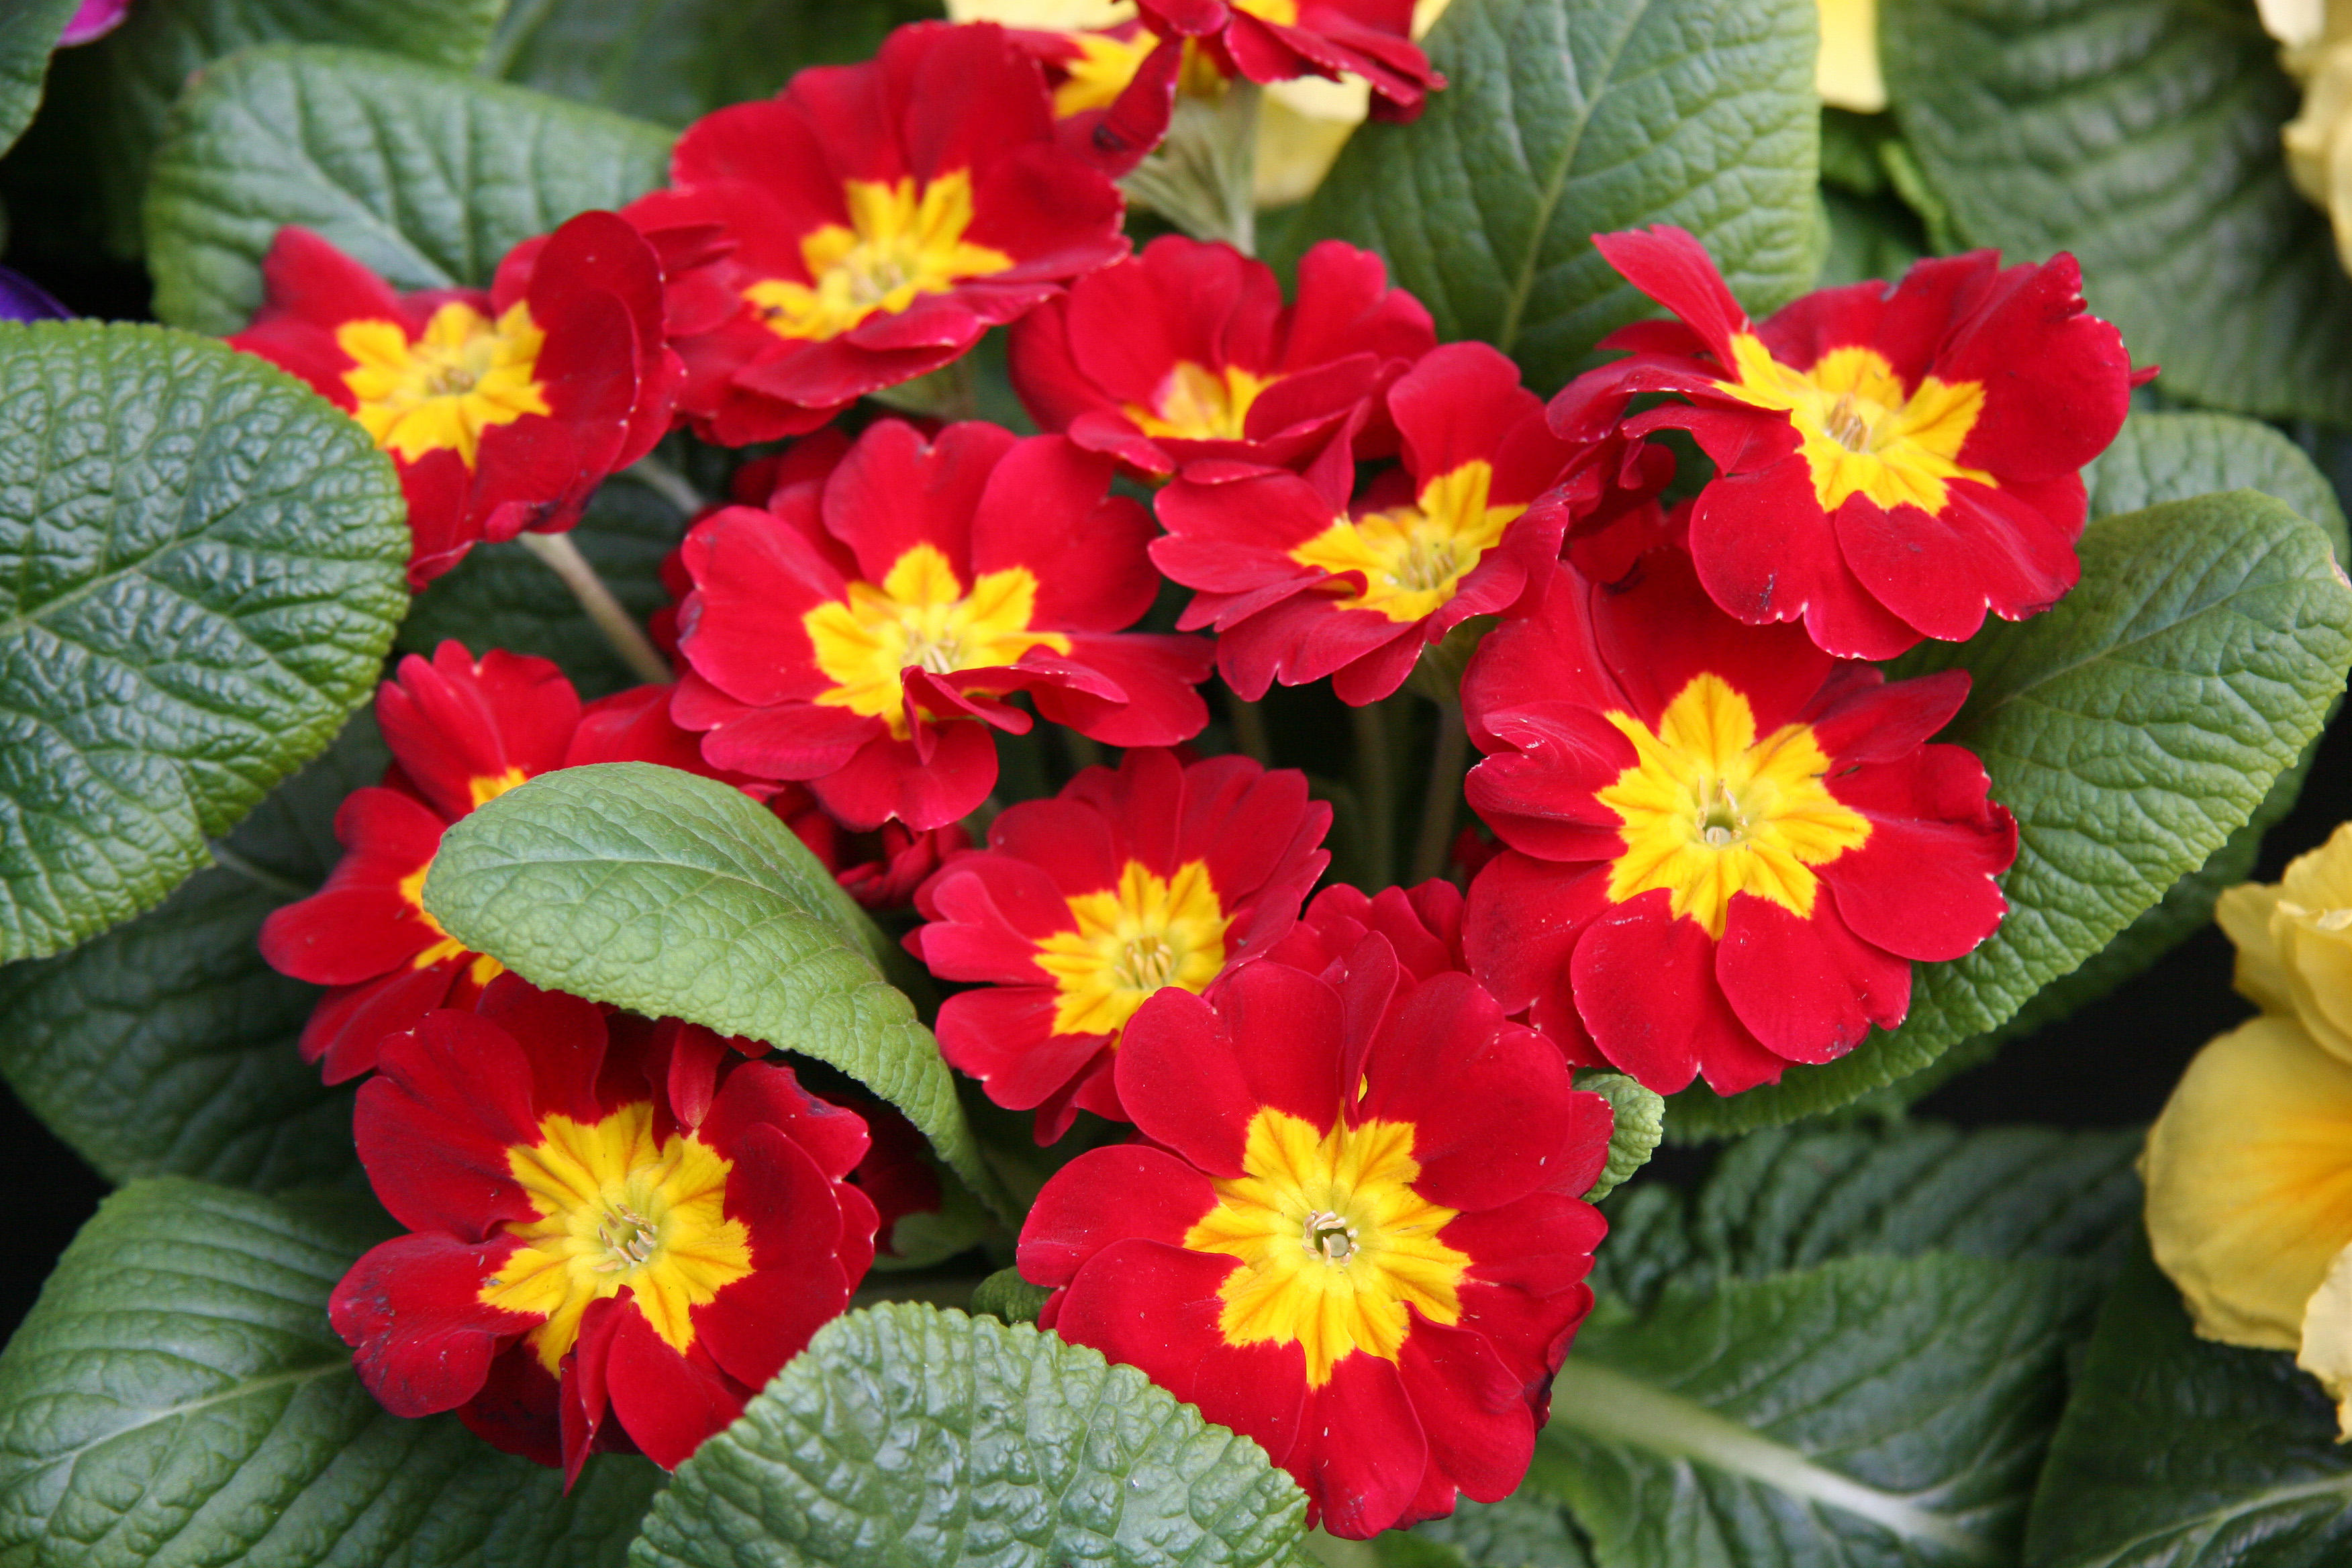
[618,22,1128,445]
[909,746,1330,1140]
[1017,940,1608,1536]
[1459,554,2016,1094]
[228,215,677,586]
[330,977,875,1477]
[671,420,1214,831]
[1553,225,2136,658]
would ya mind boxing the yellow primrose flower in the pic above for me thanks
[2215,822,2352,1065]
[2267,1,2352,276]
[2145,824,2352,1436]
[1816,0,1885,115]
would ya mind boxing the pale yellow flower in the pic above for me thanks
[1816,0,1884,114]
[2265,2,2352,276]
[2145,822,2352,1437]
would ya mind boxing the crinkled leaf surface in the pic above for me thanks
[1280,0,1823,395]
[144,44,675,335]
[1391,1493,1594,1567]
[1577,1071,1663,1202]
[630,1303,1308,1568]
[0,321,405,963]
[422,761,999,1213]
[44,0,505,256]
[0,0,79,158]
[485,0,938,128]
[2024,1242,2352,1568]
[1668,494,2352,1136]
[401,468,685,700]
[0,1178,663,1568]
[0,715,379,1191]
[1538,1122,2137,1568]
[1880,0,2352,424]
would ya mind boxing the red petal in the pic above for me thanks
[1016,1144,1219,1287]
[1715,895,1910,1065]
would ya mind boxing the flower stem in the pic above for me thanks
[1225,683,1272,764]
[1409,701,1469,885]
[518,531,671,685]
[1351,697,1398,890]
[624,454,706,518]
[1120,81,1260,254]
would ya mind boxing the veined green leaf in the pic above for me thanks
[0,1179,663,1568]
[2025,1244,2352,1568]
[0,0,79,158]
[485,0,939,127]
[1880,0,2352,424]
[630,1303,1308,1568]
[0,715,381,1189]
[1281,0,1823,394]
[0,320,406,963]
[144,43,675,334]
[1669,493,2352,1136]
[42,0,505,257]
[422,762,1000,1214]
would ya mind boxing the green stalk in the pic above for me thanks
[1350,697,1398,889]
[519,531,671,685]
[1408,701,1469,885]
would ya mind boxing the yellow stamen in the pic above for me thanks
[1185,1108,1469,1387]
[1288,460,1523,624]
[338,301,551,469]
[1599,673,1871,938]
[1126,361,1278,442]
[1718,336,1992,514]
[744,172,1015,342]
[1033,859,1232,1038]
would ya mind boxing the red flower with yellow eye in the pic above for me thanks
[669,420,1214,832]
[1018,940,1610,1538]
[908,747,1330,1142]
[330,979,877,1478]
[1155,342,1581,704]
[259,645,736,1083]
[1008,234,1434,478]
[1459,554,2017,1095]
[1136,0,1442,123]
[618,22,1128,446]
[228,214,678,587]
[1552,225,2137,658]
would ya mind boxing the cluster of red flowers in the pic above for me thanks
[233,9,2143,1541]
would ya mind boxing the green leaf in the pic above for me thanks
[1576,1071,1663,1203]
[401,469,687,700]
[0,0,79,158]
[2024,1241,2352,1567]
[630,1302,1308,1568]
[421,761,1001,1215]
[2086,412,2351,567]
[0,714,381,1190]
[485,0,940,128]
[1547,1253,2094,1566]
[1393,1493,1594,1567]
[1541,1121,2135,1567]
[1816,187,1926,290]
[144,43,676,336]
[0,320,407,964]
[966,1267,1050,1327]
[1279,0,1824,395]
[1879,0,2352,424]
[1667,493,2352,1136]
[0,1177,663,1568]
[42,0,506,257]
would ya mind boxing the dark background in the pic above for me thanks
[1,254,2339,1340]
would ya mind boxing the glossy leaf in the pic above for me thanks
[421,762,1001,1214]
[0,321,406,963]
[1282,0,1823,394]
[1669,494,2352,1136]
[145,44,675,334]
[0,1179,663,1568]
[630,1303,1309,1568]
[0,0,79,157]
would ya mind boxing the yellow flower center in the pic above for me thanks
[337,301,552,469]
[479,1102,754,1373]
[395,856,507,985]
[1236,0,1300,23]
[803,543,1071,738]
[1032,859,1232,1038]
[1184,1108,1469,1387]
[1718,336,1993,513]
[1054,29,1162,117]
[1126,360,1278,442]
[1288,460,1523,624]
[744,172,1016,343]
[1598,673,1871,939]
